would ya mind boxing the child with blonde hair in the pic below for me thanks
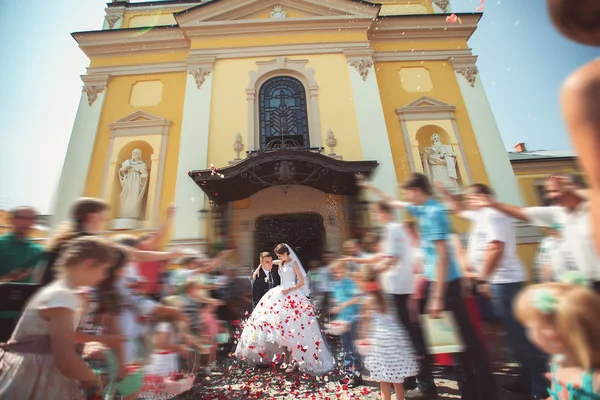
[514,281,600,399]
[355,265,418,400]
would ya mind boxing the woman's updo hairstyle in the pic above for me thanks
[274,243,290,256]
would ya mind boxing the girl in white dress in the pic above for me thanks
[235,243,334,375]
[0,236,115,400]
[355,265,419,400]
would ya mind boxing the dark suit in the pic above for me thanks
[251,266,280,308]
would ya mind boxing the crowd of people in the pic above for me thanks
[0,198,249,399]
[0,0,599,399]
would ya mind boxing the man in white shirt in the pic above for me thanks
[536,224,576,282]
[472,173,599,292]
[439,183,549,399]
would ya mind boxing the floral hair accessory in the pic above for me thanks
[559,271,589,287]
[533,288,558,315]
[365,282,380,292]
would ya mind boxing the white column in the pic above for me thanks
[50,75,109,228]
[452,57,523,205]
[172,61,215,243]
[346,53,398,197]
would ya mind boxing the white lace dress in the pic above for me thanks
[234,262,334,375]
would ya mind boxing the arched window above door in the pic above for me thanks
[258,76,310,149]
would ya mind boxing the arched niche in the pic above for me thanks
[396,96,473,185]
[247,57,322,151]
[102,110,172,229]
[110,140,155,222]
[414,124,468,187]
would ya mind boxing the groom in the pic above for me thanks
[252,252,281,308]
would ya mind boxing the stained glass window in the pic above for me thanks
[258,76,310,149]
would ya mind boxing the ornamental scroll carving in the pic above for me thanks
[105,14,121,29]
[83,85,106,106]
[455,65,478,87]
[432,0,450,12]
[188,67,213,89]
[449,56,479,88]
[348,58,374,81]
[240,160,329,187]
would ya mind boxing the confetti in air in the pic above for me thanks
[446,13,458,23]
[210,164,225,178]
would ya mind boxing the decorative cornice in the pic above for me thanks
[105,14,121,29]
[370,14,481,41]
[432,0,450,12]
[180,17,374,38]
[72,27,189,57]
[449,55,479,87]
[396,96,457,121]
[174,0,380,25]
[87,61,187,76]
[188,67,213,89]
[190,41,371,60]
[108,110,172,137]
[373,48,473,62]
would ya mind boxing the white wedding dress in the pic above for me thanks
[234,261,334,375]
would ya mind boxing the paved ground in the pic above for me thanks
[175,351,530,400]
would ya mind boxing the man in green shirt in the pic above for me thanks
[0,207,45,283]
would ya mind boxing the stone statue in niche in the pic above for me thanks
[118,149,149,220]
[422,133,461,192]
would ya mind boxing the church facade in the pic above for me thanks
[52,0,540,269]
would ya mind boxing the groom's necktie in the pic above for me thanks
[266,270,272,289]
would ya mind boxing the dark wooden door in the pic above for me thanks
[255,213,325,271]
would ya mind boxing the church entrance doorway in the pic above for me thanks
[255,213,325,271]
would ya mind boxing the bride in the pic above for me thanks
[234,243,334,374]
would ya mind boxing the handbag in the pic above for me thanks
[419,311,465,354]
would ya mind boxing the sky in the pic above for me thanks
[0,0,597,213]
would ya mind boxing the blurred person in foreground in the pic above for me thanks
[0,206,45,283]
[546,0,600,255]
[357,172,497,400]
[471,174,600,293]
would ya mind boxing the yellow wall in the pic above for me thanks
[84,72,187,221]
[121,9,189,28]
[90,52,189,68]
[375,59,490,191]
[512,160,581,206]
[207,54,364,168]
[372,39,469,52]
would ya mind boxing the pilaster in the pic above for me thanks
[344,49,398,197]
[450,55,523,205]
[172,57,216,242]
[50,74,109,228]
